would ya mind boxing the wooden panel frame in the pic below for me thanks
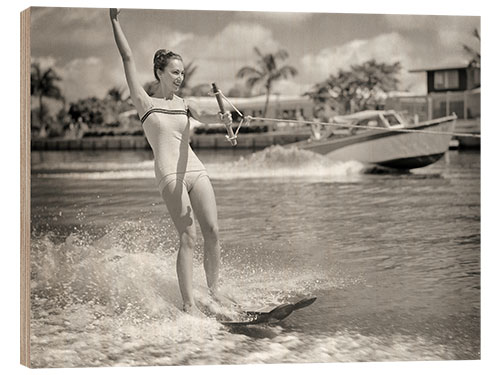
[20,7,31,368]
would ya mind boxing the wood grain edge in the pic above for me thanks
[20,7,31,368]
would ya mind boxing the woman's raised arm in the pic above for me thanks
[187,99,232,125]
[110,9,151,115]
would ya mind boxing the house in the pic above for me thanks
[412,64,479,93]
[386,63,480,148]
[408,64,480,119]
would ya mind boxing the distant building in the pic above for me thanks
[411,64,480,93]
[187,94,314,129]
[408,64,480,119]
[386,63,480,148]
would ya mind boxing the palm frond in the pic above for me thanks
[278,66,298,78]
[473,28,480,41]
[236,66,262,79]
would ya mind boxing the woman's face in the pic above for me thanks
[159,59,185,92]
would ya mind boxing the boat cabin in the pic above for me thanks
[336,110,405,133]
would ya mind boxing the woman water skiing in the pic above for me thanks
[110,8,233,315]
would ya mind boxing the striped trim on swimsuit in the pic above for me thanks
[140,108,188,124]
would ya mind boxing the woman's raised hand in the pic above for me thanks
[109,8,121,20]
[219,111,233,125]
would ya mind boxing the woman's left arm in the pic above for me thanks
[187,100,232,125]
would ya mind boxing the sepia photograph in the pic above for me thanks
[19,1,484,370]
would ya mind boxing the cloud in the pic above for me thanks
[202,22,280,60]
[438,28,480,64]
[60,57,108,101]
[299,32,431,94]
[382,14,480,65]
[31,6,104,28]
[43,20,287,101]
[36,56,122,103]
[132,28,197,85]
[135,30,196,58]
[236,10,314,25]
[29,54,122,114]
[166,22,284,92]
[191,22,282,88]
[123,20,283,93]
[298,24,476,95]
[31,56,58,71]
[31,16,287,102]
[135,21,279,64]
[381,14,444,31]
[31,7,110,49]
[381,14,479,33]
[301,32,410,78]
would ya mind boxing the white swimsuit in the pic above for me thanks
[141,96,207,193]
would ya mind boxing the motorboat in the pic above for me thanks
[288,110,457,170]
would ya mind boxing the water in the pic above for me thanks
[30,146,480,368]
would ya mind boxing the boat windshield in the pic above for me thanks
[384,113,402,127]
[357,118,384,128]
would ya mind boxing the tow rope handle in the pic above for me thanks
[212,83,237,146]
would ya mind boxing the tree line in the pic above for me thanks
[31,52,400,138]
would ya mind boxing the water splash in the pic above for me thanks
[31,228,333,316]
[29,221,349,367]
[208,146,365,181]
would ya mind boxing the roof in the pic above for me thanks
[335,110,395,122]
[409,63,470,73]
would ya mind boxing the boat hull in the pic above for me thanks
[291,115,456,170]
[374,152,445,169]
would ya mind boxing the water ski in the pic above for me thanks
[219,296,316,327]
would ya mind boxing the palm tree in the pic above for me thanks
[31,62,63,129]
[463,28,480,68]
[236,47,298,117]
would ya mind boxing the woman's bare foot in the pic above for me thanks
[209,289,239,309]
[182,303,206,318]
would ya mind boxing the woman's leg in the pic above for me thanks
[189,176,221,294]
[161,179,199,312]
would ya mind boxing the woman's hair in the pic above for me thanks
[153,49,183,81]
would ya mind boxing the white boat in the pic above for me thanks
[288,110,457,170]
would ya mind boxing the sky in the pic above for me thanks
[30,5,480,103]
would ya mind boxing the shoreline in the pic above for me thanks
[31,128,480,151]
[31,131,312,151]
